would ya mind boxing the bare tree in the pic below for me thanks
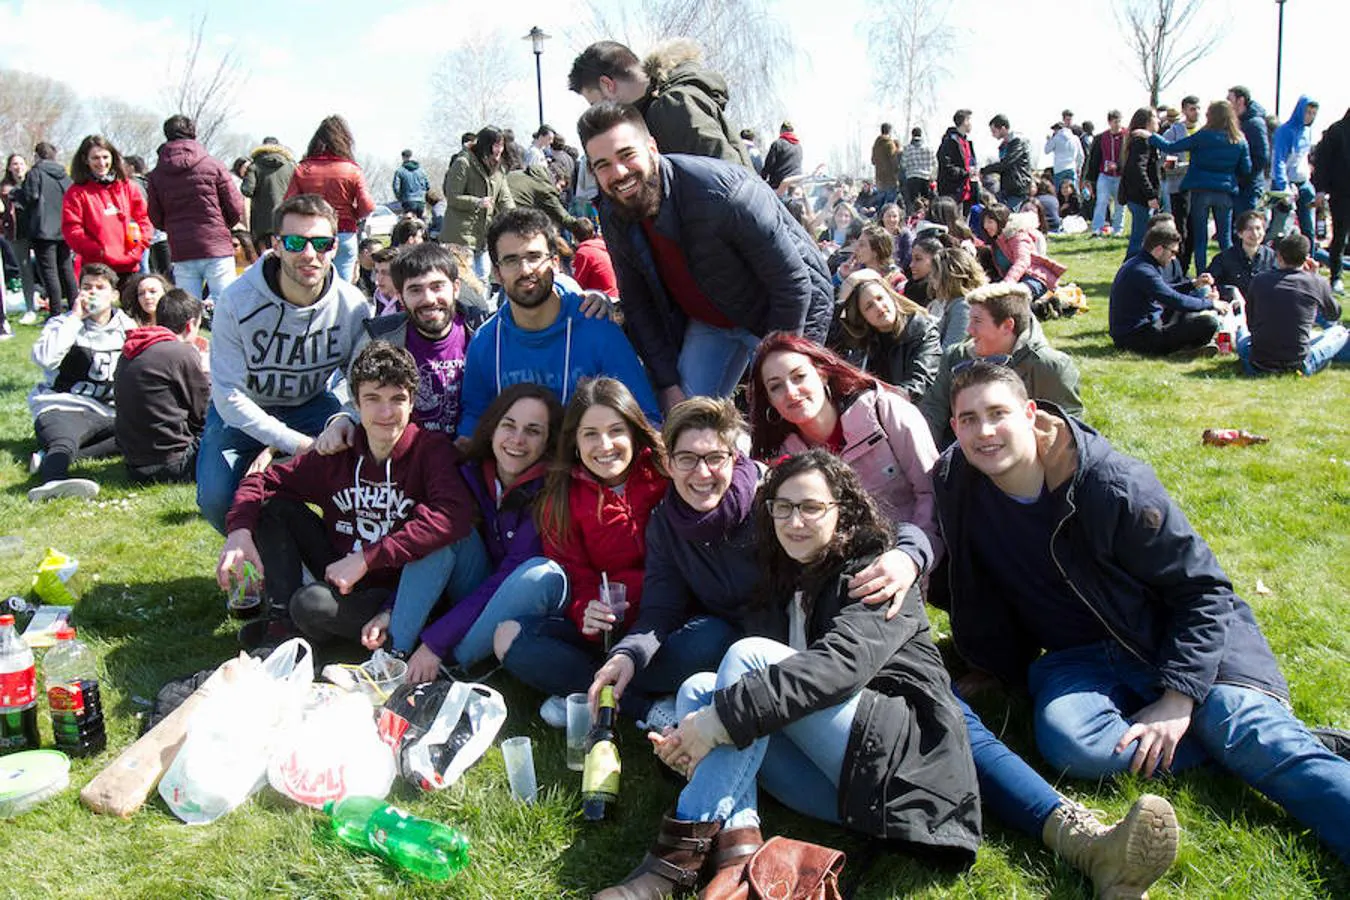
[866,0,957,138]
[1115,0,1221,107]
[360,154,397,205]
[91,98,163,159]
[161,14,247,153]
[0,69,84,154]
[423,29,526,163]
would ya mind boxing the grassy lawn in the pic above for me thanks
[0,235,1346,898]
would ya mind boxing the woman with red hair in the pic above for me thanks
[748,331,941,559]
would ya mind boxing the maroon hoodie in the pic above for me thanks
[225,422,476,589]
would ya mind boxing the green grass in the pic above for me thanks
[0,236,1346,898]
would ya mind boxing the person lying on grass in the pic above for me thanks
[215,340,484,658]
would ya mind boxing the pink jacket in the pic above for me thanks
[995,212,1066,288]
[780,386,942,561]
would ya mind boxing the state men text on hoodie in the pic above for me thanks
[29,310,137,421]
[114,326,209,467]
[210,255,371,453]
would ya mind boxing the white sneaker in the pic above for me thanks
[1333,278,1345,295]
[28,478,100,503]
[19,311,37,326]
[637,695,679,733]
[0,322,12,340]
[539,695,567,729]
[28,451,43,475]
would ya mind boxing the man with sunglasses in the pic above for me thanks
[198,193,372,534]
[919,281,1082,447]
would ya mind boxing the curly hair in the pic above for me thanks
[349,340,418,396]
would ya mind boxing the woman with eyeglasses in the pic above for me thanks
[494,376,669,725]
[749,331,943,561]
[284,115,376,282]
[61,135,152,277]
[832,268,940,401]
[594,449,981,897]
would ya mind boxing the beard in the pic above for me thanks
[505,265,555,309]
[603,167,662,222]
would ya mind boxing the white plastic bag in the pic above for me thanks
[267,684,396,809]
[158,639,313,824]
[378,681,507,791]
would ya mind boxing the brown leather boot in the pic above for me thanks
[698,825,764,898]
[593,814,722,900]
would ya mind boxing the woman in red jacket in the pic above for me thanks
[284,115,375,283]
[61,135,151,276]
[495,376,669,724]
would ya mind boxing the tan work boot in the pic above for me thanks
[1042,794,1179,899]
[593,813,721,900]
[698,825,764,897]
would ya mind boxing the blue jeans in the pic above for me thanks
[1028,640,1350,864]
[1092,174,1125,233]
[471,249,491,283]
[172,256,237,301]
[1235,177,1266,222]
[334,232,358,282]
[674,638,856,830]
[1052,170,1077,193]
[1236,324,1349,376]
[1293,181,1316,240]
[677,320,763,399]
[386,532,492,654]
[1126,202,1152,258]
[957,691,1064,837]
[1189,189,1233,274]
[195,395,342,533]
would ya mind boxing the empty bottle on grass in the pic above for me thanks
[43,626,106,757]
[325,795,470,880]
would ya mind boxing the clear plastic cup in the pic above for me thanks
[501,736,537,804]
[565,693,589,772]
[600,582,628,652]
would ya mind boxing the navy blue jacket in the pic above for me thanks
[1148,130,1251,195]
[1238,99,1272,186]
[1206,243,1276,300]
[931,405,1288,704]
[599,154,833,389]
[1109,251,1215,340]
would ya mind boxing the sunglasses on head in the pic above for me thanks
[279,234,337,253]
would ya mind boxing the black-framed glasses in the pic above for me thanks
[279,234,337,253]
[767,499,838,521]
[951,354,1012,375]
[671,450,733,473]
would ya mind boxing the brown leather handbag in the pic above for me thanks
[701,836,846,900]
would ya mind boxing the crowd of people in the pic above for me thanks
[1,32,1348,898]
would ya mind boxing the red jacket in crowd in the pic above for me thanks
[571,237,619,298]
[284,156,376,233]
[61,177,152,273]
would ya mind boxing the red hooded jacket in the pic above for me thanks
[284,156,376,233]
[61,177,152,273]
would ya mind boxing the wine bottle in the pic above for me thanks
[580,685,620,821]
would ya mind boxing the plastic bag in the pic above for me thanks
[158,639,313,824]
[267,684,396,809]
[377,681,506,791]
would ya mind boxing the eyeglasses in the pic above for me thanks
[767,499,837,521]
[951,354,1012,375]
[671,450,733,472]
[279,234,337,253]
[497,251,552,272]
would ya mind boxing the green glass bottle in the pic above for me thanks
[325,795,470,880]
[580,685,621,821]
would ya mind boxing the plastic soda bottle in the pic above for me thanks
[0,614,40,755]
[325,795,470,881]
[43,626,106,757]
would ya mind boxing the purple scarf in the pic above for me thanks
[663,454,760,543]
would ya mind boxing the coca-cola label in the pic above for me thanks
[376,709,411,750]
[48,682,86,714]
[0,667,36,708]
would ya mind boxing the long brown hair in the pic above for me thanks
[537,377,667,543]
[1204,100,1243,144]
[305,115,357,161]
[932,245,987,302]
[69,135,127,184]
[1120,107,1156,170]
[462,382,565,466]
[839,273,927,344]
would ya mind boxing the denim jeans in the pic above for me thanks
[1028,640,1350,864]
[454,557,567,667]
[674,637,857,830]
[1188,189,1233,273]
[1236,323,1349,376]
[957,690,1064,838]
[677,320,763,399]
[172,256,237,301]
[386,532,492,654]
[1052,170,1077,193]
[1293,181,1316,240]
[471,249,491,283]
[1092,174,1125,234]
[1235,177,1266,222]
[195,394,342,533]
[1126,202,1152,258]
[333,232,358,282]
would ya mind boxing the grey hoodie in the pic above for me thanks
[29,310,137,420]
[209,256,371,453]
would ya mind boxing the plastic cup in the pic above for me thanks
[600,583,628,652]
[565,693,589,772]
[501,736,537,804]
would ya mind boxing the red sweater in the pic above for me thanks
[571,237,619,298]
[225,422,476,589]
[284,156,376,232]
[542,449,668,639]
[61,178,152,273]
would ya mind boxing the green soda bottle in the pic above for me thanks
[324,796,470,880]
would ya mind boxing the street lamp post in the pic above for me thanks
[1274,0,1286,117]
[524,26,551,130]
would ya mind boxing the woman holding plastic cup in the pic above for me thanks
[494,377,668,727]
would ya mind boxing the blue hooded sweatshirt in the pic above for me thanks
[458,281,661,437]
[1271,95,1316,190]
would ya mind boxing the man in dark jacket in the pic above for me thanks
[146,115,245,302]
[759,122,802,190]
[114,288,208,483]
[392,149,430,218]
[1238,232,1347,375]
[871,123,900,207]
[1312,106,1350,294]
[936,109,978,210]
[19,142,78,315]
[239,137,296,246]
[935,362,1350,867]
[568,39,750,167]
[1109,222,1227,355]
[1228,86,1272,222]
[981,114,1033,209]
[578,102,832,409]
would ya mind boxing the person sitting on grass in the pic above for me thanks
[832,267,940,401]
[356,237,380,298]
[921,282,1082,447]
[216,340,484,656]
[1108,221,1229,357]
[113,288,209,484]
[1206,209,1276,303]
[934,361,1350,868]
[26,261,136,503]
[1237,232,1347,376]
